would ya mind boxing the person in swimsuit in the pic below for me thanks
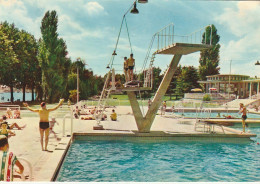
[23,99,64,151]
[0,116,25,130]
[123,57,129,82]
[110,109,117,121]
[127,53,135,81]
[239,103,247,133]
[0,122,15,138]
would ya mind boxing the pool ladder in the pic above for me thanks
[18,157,33,181]
[194,108,225,134]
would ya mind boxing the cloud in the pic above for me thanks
[216,2,260,37]
[216,2,260,76]
[0,0,17,6]
[84,2,105,16]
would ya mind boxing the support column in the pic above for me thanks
[127,91,144,131]
[127,54,182,133]
[249,82,252,99]
[257,82,259,98]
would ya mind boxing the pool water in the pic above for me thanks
[57,128,260,182]
[173,112,260,119]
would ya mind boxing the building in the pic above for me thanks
[198,74,260,99]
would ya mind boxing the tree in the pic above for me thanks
[176,66,200,94]
[0,22,20,103]
[38,10,71,103]
[166,65,182,99]
[14,30,39,102]
[199,24,220,80]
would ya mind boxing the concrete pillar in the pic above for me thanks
[238,83,241,98]
[249,82,252,99]
[127,91,145,131]
[110,68,117,91]
[256,82,259,98]
[127,54,182,133]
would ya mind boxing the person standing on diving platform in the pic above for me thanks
[123,57,129,82]
[127,53,135,81]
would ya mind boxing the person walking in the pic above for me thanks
[23,99,64,151]
[239,103,247,133]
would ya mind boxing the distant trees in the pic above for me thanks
[199,24,220,80]
[0,22,39,103]
[0,10,103,103]
[175,66,200,94]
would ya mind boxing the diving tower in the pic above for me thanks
[127,25,212,133]
[94,24,214,132]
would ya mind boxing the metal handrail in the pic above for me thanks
[62,108,73,137]
[17,157,33,181]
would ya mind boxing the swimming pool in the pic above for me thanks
[173,111,260,119]
[56,129,260,182]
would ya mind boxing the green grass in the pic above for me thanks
[110,94,129,100]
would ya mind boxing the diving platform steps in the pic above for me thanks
[155,43,212,55]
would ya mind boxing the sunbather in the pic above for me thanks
[1,116,26,130]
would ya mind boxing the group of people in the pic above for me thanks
[6,108,21,119]
[0,109,26,181]
[123,53,135,82]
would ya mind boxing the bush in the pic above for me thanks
[203,94,211,101]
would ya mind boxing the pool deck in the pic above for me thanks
[7,106,257,182]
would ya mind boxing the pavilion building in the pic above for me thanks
[198,74,260,99]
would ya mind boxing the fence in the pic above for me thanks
[155,23,213,52]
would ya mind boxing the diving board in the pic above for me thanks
[156,43,212,55]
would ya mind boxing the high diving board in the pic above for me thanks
[155,43,212,55]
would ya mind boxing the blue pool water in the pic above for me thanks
[57,129,260,182]
[173,112,260,119]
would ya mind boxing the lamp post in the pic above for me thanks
[77,67,79,104]
[76,62,87,105]
[228,60,232,99]
[106,0,148,69]
[255,60,260,98]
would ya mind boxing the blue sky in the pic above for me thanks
[1,0,260,77]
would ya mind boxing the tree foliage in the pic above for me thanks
[38,10,71,103]
[176,66,200,94]
[199,24,220,80]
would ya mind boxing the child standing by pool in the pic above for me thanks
[49,117,60,141]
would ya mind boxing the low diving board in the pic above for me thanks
[155,43,212,55]
[115,86,152,92]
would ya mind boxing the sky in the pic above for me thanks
[0,0,260,78]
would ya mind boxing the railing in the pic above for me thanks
[155,23,213,51]
[18,157,33,181]
[62,108,73,137]
[0,104,20,111]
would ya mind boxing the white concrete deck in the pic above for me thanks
[6,106,256,181]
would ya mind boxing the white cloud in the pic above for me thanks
[216,2,260,77]
[84,2,105,16]
[216,2,260,37]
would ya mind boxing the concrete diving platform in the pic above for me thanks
[73,130,256,143]
[204,119,260,127]
[155,43,212,55]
